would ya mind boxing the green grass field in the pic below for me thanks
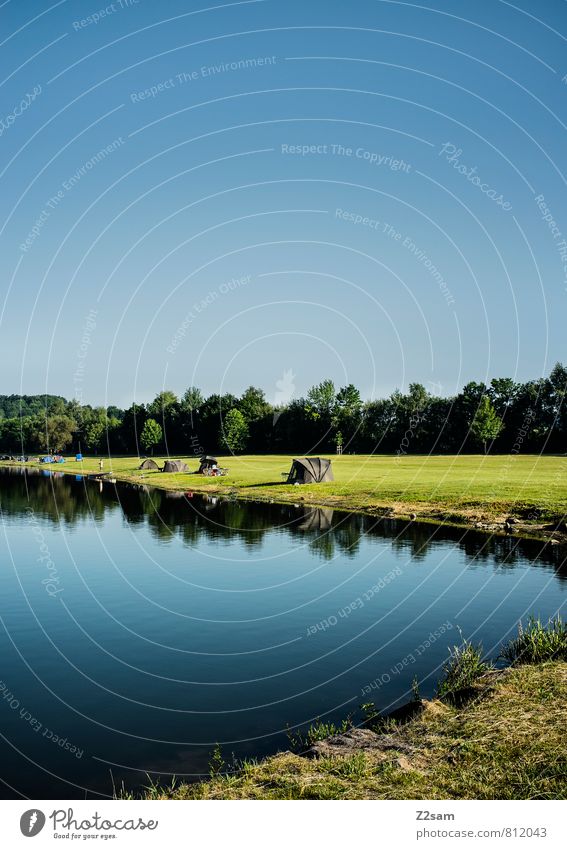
[5,453,566,530]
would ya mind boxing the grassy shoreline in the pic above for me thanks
[130,660,567,800]
[3,453,566,543]
[135,620,567,800]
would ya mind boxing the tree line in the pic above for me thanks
[0,363,565,456]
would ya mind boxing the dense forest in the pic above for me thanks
[0,363,565,456]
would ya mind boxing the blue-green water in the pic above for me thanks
[0,467,565,798]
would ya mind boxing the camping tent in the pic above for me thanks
[287,457,334,484]
[162,460,189,473]
[139,458,159,470]
[198,456,218,473]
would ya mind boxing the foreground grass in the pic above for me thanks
[5,453,567,534]
[437,638,491,702]
[133,662,567,800]
[501,617,567,665]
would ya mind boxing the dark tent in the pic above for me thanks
[162,460,189,473]
[287,457,334,484]
[197,456,229,477]
[198,456,218,473]
[139,458,159,470]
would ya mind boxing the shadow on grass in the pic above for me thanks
[240,481,290,488]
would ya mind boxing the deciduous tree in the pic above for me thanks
[471,396,504,454]
[221,408,249,453]
[140,418,162,455]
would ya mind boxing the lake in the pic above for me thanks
[0,466,564,798]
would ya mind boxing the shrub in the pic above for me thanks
[411,676,421,703]
[287,717,352,752]
[209,743,225,777]
[359,702,401,732]
[437,638,490,701]
[360,702,381,727]
[500,616,567,665]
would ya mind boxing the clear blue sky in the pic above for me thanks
[1,0,565,408]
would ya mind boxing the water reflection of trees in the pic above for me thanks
[2,468,566,580]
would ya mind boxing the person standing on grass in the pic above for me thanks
[99,459,104,472]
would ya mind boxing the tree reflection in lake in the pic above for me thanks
[2,466,565,580]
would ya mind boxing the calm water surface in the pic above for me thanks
[0,467,565,798]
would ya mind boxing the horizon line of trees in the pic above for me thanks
[0,362,565,457]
